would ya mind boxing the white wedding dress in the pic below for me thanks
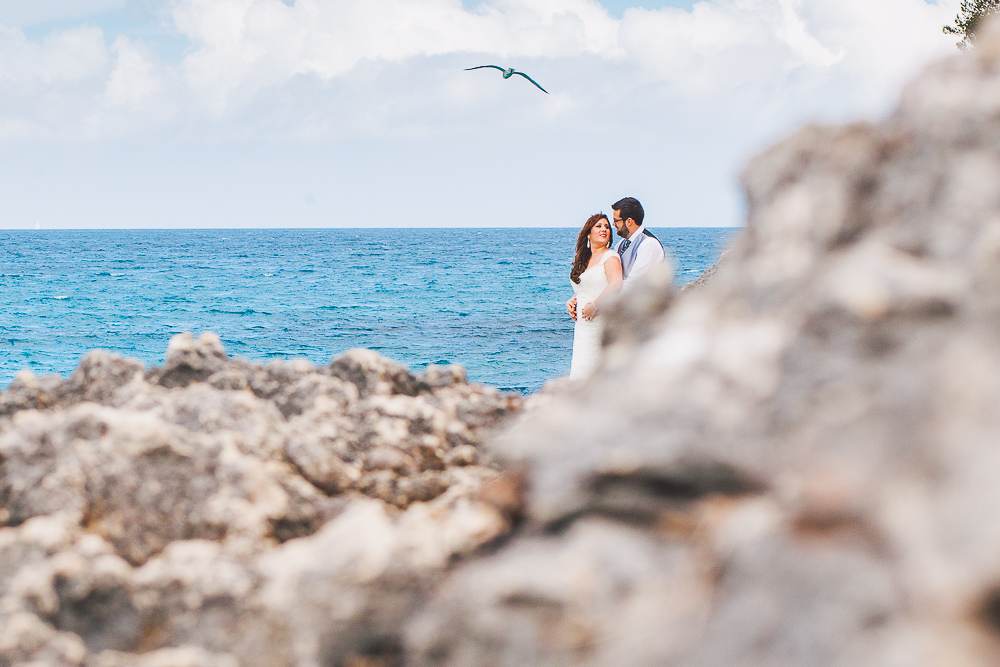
[570,250,616,379]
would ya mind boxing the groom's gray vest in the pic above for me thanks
[616,229,661,276]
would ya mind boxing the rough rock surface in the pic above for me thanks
[0,335,519,666]
[681,249,729,293]
[406,29,1000,667]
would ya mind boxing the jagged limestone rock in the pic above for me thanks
[0,334,519,665]
[146,333,230,389]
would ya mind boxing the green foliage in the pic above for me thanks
[944,0,1000,49]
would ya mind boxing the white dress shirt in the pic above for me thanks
[620,225,666,292]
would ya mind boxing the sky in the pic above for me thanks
[0,0,963,228]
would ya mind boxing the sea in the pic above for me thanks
[0,228,737,393]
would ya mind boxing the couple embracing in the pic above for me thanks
[566,197,665,379]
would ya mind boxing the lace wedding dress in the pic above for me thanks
[570,250,616,379]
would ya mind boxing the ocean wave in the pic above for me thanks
[207,308,271,316]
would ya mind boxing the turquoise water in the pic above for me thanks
[0,228,737,392]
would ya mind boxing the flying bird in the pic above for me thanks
[465,66,549,94]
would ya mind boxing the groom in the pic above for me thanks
[566,196,666,320]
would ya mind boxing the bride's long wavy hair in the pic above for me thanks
[571,213,611,284]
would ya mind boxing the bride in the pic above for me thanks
[568,213,623,379]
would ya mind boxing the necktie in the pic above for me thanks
[618,239,630,256]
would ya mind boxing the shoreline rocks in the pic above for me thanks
[0,335,520,665]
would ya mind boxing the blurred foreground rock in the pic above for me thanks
[0,335,518,666]
[407,26,1000,667]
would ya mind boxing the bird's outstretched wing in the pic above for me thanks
[512,71,549,94]
[465,65,506,72]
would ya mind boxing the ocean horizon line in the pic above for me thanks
[2,225,743,232]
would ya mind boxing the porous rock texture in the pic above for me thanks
[0,334,519,666]
[405,28,1000,667]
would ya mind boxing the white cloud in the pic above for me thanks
[0,24,110,141]
[0,24,108,85]
[0,0,966,229]
[776,0,843,67]
[169,0,621,111]
[0,0,960,136]
[620,0,952,100]
[104,36,165,109]
[0,0,126,27]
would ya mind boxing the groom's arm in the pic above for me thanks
[622,241,665,292]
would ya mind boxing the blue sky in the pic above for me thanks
[506,0,700,15]
[10,1,702,53]
[593,0,698,14]
[0,0,962,229]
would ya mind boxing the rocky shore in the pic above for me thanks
[0,335,520,666]
[11,25,1000,667]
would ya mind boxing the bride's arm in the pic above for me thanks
[593,256,623,311]
[581,256,623,320]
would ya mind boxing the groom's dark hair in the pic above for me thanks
[612,197,644,226]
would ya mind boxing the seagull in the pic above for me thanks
[465,66,549,94]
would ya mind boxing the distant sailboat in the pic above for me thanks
[34,221,40,230]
